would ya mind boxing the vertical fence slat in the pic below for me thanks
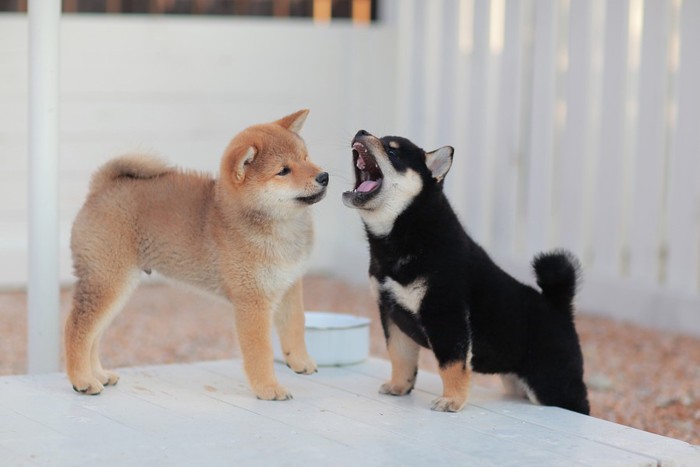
[422,0,445,149]
[666,0,700,292]
[578,0,607,268]
[490,0,525,256]
[524,0,558,256]
[395,0,422,138]
[589,0,630,277]
[618,0,645,277]
[447,0,474,222]
[628,0,671,284]
[476,0,503,248]
[556,0,593,258]
[433,0,459,150]
[462,0,492,243]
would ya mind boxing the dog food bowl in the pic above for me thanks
[273,311,371,366]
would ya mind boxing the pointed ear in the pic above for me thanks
[233,146,257,182]
[425,146,454,182]
[276,109,309,134]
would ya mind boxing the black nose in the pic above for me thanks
[315,172,329,187]
[355,130,370,138]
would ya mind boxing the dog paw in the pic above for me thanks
[71,377,105,396]
[285,353,318,375]
[431,396,466,412]
[379,381,414,396]
[254,383,293,401]
[96,369,120,386]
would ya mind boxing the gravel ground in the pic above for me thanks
[1,276,698,445]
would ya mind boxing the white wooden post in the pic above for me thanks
[27,0,61,373]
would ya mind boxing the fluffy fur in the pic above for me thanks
[343,130,590,414]
[65,110,328,401]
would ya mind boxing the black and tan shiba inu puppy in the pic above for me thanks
[66,110,327,401]
[343,130,589,414]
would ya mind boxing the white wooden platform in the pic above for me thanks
[1,359,698,466]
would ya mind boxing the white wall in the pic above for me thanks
[0,14,396,288]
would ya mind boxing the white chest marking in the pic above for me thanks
[382,277,428,315]
[253,217,313,300]
[360,170,423,237]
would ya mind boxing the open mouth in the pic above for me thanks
[342,141,384,208]
[353,141,383,194]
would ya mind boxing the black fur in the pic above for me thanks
[357,134,590,415]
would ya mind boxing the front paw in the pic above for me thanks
[431,396,466,412]
[285,353,318,375]
[254,383,293,401]
[379,381,414,396]
[71,376,105,396]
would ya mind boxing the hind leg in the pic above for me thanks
[501,374,528,399]
[520,369,590,415]
[65,270,139,395]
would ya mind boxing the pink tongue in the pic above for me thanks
[357,180,379,193]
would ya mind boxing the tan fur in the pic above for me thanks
[432,359,472,412]
[65,110,327,400]
[379,322,419,396]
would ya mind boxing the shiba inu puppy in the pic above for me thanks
[343,130,589,414]
[65,110,328,401]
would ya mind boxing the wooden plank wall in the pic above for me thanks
[395,0,700,335]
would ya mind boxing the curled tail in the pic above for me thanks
[532,249,581,313]
[88,155,172,195]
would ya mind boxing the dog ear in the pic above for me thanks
[425,146,454,183]
[232,146,257,182]
[276,109,309,134]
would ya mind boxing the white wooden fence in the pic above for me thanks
[1,0,699,351]
[391,0,700,335]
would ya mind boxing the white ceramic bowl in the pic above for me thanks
[273,311,371,366]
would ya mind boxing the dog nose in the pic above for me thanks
[315,172,329,187]
[355,130,370,138]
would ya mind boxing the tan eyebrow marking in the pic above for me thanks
[389,141,400,149]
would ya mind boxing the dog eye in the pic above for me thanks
[277,167,291,176]
[388,149,398,158]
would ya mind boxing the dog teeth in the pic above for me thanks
[357,155,366,170]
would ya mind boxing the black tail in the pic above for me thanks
[532,250,581,313]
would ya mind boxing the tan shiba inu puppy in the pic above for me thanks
[65,110,328,401]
